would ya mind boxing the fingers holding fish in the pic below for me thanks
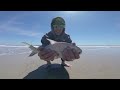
[38,48,58,61]
[62,46,80,61]
[62,46,74,61]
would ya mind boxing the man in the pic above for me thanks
[38,17,82,67]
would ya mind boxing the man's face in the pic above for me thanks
[53,25,64,35]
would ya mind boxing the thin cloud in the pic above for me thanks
[18,29,44,37]
[0,13,44,38]
[0,25,44,38]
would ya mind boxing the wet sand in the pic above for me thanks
[0,47,120,79]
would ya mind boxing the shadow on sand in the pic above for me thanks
[23,63,69,79]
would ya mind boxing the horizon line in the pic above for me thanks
[1,45,120,48]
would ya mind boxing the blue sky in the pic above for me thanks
[0,11,120,45]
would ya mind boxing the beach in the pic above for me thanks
[0,46,120,79]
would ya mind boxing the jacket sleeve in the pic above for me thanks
[41,34,50,47]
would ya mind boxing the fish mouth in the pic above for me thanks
[78,48,82,54]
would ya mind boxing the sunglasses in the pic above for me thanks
[53,25,65,29]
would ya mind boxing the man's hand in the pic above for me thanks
[62,46,80,61]
[38,47,58,61]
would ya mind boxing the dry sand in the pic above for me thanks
[0,47,120,79]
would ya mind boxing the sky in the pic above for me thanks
[0,11,120,46]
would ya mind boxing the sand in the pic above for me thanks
[0,47,120,79]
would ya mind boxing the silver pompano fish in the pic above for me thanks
[22,38,82,59]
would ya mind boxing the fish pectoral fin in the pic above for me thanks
[46,38,57,44]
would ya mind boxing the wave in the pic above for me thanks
[78,45,120,48]
[0,46,31,56]
[0,51,31,56]
[0,45,39,48]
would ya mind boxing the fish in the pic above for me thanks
[22,38,82,59]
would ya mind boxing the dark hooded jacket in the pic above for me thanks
[41,29,72,47]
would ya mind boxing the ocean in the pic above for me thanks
[0,45,120,56]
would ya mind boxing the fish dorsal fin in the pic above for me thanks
[22,42,31,46]
[46,38,57,45]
